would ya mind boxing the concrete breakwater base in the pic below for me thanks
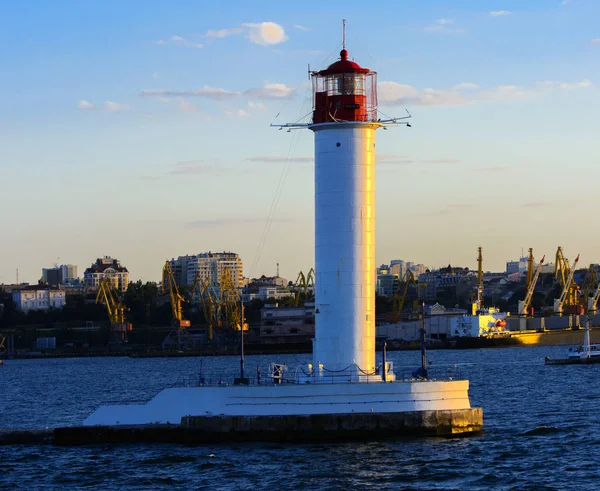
[1,408,482,446]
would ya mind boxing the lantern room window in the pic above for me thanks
[311,49,378,124]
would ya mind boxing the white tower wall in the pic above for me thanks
[312,122,380,374]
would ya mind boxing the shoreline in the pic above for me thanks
[1,327,595,360]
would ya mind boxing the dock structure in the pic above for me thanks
[1,409,482,446]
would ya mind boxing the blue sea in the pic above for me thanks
[1,346,598,490]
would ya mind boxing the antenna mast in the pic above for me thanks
[342,19,346,49]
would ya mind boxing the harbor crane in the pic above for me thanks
[191,273,219,341]
[518,255,545,316]
[474,246,484,313]
[582,265,600,314]
[95,278,131,343]
[391,270,419,323]
[220,268,247,331]
[554,247,581,311]
[293,269,315,307]
[554,252,580,315]
[162,261,191,349]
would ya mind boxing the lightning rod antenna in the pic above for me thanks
[342,19,346,50]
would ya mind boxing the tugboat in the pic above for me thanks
[545,319,600,365]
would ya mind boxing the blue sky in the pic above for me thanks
[1,0,599,284]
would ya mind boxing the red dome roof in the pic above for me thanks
[318,49,371,75]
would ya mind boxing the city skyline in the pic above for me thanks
[2,0,600,284]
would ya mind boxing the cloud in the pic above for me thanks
[243,22,288,45]
[248,101,266,110]
[424,18,465,34]
[378,154,414,164]
[453,82,479,90]
[379,78,593,107]
[490,10,511,16]
[203,22,288,46]
[560,0,570,5]
[78,100,130,112]
[420,159,461,164]
[140,82,296,101]
[225,109,250,118]
[205,27,244,39]
[245,156,314,163]
[535,79,593,89]
[293,24,311,31]
[592,39,600,45]
[168,160,220,176]
[78,100,96,110]
[153,34,202,48]
[103,101,129,112]
[185,217,290,229]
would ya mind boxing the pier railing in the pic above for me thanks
[171,364,463,388]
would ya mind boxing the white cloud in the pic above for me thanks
[169,160,219,176]
[424,19,465,34]
[293,24,311,31]
[103,101,130,112]
[226,109,250,118]
[560,0,570,5]
[379,78,593,107]
[203,22,288,46]
[453,82,479,91]
[535,79,593,90]
[490,10,511,17]
[204,27,244,39]
[243,22,288,46]
[245,156,313,163]
[140,82,296,101]
[248,101,266,110]
[591,39,600,45]
[152,34,202,48]
[78,100,96,110]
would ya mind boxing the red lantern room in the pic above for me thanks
[311,48,378,124]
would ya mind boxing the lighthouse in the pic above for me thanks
[309,45,382,378]
[83,32,482,437]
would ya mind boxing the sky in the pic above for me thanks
[1,0,600,284]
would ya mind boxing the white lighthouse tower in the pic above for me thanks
[309,44,382,378]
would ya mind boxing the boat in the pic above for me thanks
[545,319,600,365]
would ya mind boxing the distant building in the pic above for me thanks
[61,264,78,282]
[41,264,78,287]
[377,274,398,297]
[42,267,62,286]
[12,285,66,312]
[183,252,243,288]
[167,254,196,287]
[506,255,529,275]
[389,260,405,277]
[83,256,130,292]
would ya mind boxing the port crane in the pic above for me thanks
[293,269,315,307]
[162,261,191,349]
[518,255,545,316]
[474,246,484,313]
[220,268,247,331]
[582,265,600,314]
[391,270,419,323]
[554,252,580,315]
[95,278,131,342]
[191,273,219,341]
